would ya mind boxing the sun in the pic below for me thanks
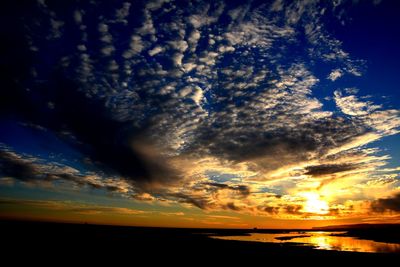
[301,192,329,215]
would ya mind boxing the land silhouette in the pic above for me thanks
[1,220,399,264]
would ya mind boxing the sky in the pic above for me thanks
[1,0,400,229]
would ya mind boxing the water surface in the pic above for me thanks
[210,231,400,253]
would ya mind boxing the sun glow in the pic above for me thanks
[301,192,329,215]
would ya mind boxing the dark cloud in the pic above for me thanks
[225,202,241,211]
[203,182,250,197]
[184,114,372,175]
[203,182,230,189]
[371,193,400,212]
[234,185,251,197]
[150,183,251,211]
[261,206,280,215]
[328,208,340,216]
[169,192,211,210]
[0,149,128,192]
[0,151,39,181]
[1,69,181,187]
[0,149,71,183]
[258,204,303,215]
[284,205,302,215]
[304,163,359,177]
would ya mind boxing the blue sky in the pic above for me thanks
[1,0,400,227]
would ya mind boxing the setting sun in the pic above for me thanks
[302,193,329,215]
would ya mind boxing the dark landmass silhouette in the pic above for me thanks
[1,220,399,264]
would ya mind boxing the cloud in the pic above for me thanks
[0,150,40,182]
[168,40,188,52]
[148,46,164,56]
[304,163,360,177]
[113,2,131,25]
[334,90,380,116]
[145,0,171,11]
[169,192,211,210]
[172,52,184,66]
[203,182,250,197]
[98,22,115,56]
[371,193,400,212]
[123,35,144,58]
[73,10,83,24]
[188,29,201,52]
[327,69,343,81]
[158,211,185,216]
[334,90,400,135]
[285,204,303,215]
[49,18,64,39]
[0,148,132,193]
[1,0,399,219]
[71,206,145,215]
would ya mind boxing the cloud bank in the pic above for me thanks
[0,0,399,219]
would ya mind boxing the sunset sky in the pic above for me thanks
[1,0,400,229]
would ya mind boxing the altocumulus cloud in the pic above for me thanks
[1,0,400,218]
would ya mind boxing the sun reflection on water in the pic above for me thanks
[210,231,400,253]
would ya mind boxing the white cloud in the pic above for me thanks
[188,29,201,52]
[270,0,284,12]
[98,23,108,33]
[77,44,86,52]
[172,53,184,66]
[168,40,188,52]
[148,46,164,56]
[73,10,83,24]
[50,18,64,39]
[327,69,343,81]
[218,45,235,53]
[123,35,144,58]
[334,90,380,116]
[114,2,131,24]
[224,7,294,48]
[137,10,156,36]
[190,86,204,105]
[101,45,115,56]
[98,22,115,56]
[187,3,223,29]
[183,62,197,72]
[347,65,363,77]
[146,0,171,11]
[108,60,119,71]
[228,6,246,21]
[199,52,219,65]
